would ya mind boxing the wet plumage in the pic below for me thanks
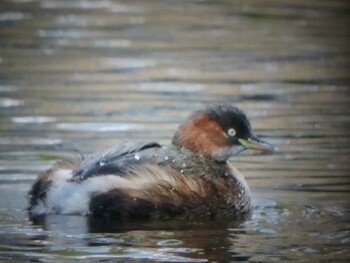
[28,104,274,219]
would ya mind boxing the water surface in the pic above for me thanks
[0,0,349,262]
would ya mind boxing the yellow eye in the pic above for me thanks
[227,128,236,137]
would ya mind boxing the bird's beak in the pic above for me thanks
[238,135,275,154]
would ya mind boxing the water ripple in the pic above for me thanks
[56,122,145,132]
[12,116,56,124]
[0,12,30,22]
[0,98,23,108]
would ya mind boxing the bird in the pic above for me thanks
[28,104,274,219]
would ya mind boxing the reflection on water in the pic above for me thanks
[0,0,349,262]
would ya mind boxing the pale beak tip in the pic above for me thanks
[239,136,276,154]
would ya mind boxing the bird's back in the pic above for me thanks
[28,141,251,218]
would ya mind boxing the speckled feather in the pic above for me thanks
[70,141,241,183]
[71,141,162,182]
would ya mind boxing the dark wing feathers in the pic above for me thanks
[71,141,161,182]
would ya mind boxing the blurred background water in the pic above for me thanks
[0,0,349,262]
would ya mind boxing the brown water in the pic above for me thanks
[1,0,350,262]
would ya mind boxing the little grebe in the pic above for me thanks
[29,104,274,219]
